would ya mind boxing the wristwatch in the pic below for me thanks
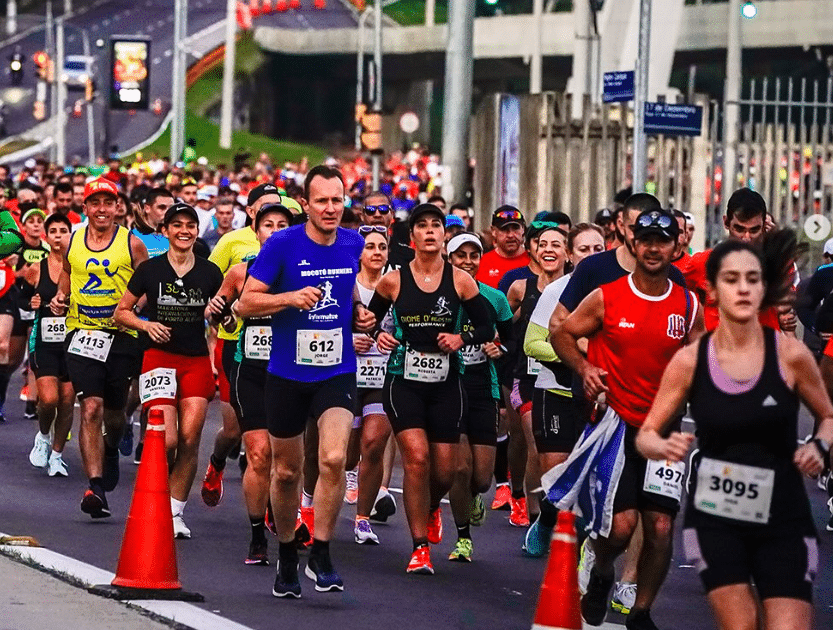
[812,437,831,467]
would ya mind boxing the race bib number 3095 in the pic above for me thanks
[694,457,775,524]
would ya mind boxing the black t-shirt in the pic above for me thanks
[127,254,223,356]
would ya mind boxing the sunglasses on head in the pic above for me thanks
[637,211,672,230]
[358,225,387,236]
[495,209,523,221]
[364,204,391,215]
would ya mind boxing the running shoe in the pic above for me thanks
[19,383,29,401]
[344,468,358,504]
[509,496,529,527]
[827,498,833,532]
[299,506,315,546]
[522,516,550,558]
[354,519,380,545]
[448,538,473,562]
[817,470,829,492]
[23,400,37,421]
[491,483,511,510]
[611,581,637,615]
[29,432,50,468]
[581,567,614,626]
[0,409,6,423]
[47,452,68,477]
[133,441,143,465]
[470,494,486,527]
[173,514,191,539]
[370,489,397,522]
[245,540,269,566]
[265,501,277,536]
[578,538,596,595]
[625,609,660,630]
[427,507,443,544]
[272,561,302,599]
[305,554,344,592]
[294,510,311,548]
[119,424,134,457]
[238,452,247,475]
[406,546,434,575]
[102,449,120,492]
[201,459,224,507]
[80,488,110,519]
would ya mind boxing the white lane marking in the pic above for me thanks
[164,49,172,57]
[152,57,161,65]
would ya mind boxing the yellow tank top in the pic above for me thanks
[209,227,260,341]
[66,225,135,332]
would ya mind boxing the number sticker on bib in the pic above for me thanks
[461,344,486,366]
[244,325,272,360]
[139,368,177,404]
[357,355,387,388]
[67,329,113,362]
[296,329,343,366]
[694,457,775,524]
[404,349,450,383]
[41,317,67,343]
[643,459,686,501]
[528,357,543,376]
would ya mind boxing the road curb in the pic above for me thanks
[0,533,255,630]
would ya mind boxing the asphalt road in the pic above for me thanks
[0,0,358,162]
[1,368,832,630]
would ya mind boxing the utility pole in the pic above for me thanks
[82,28,95,165]
[425,0,435,27]
[7,0,17,35]
[64,0,72,15]
[171,0,187,161]
[441,0,475,205]
[570,0,592,119]
[219,0,236,149]
[723,0,742,199]
[355,7,372,151]
[632,0,651,193]
[371,0,382,188]
[530,0,543,94]
[55,17,66,165]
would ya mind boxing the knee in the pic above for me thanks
[645,513,674,545]
[247,444,271,477]
[272,461,301,487]
[81,399,103,421]
[404,450,429,477]
[361,434,388,462]
[179,431,201,456]
[319,448,347,476]
[38,392,59,410]
[611,511,639,540]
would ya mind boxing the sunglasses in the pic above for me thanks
[494,209,523,221]
[637,211,672,230]
[364,204,391,215]
[358,225,387,236]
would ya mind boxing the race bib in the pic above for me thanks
[139,368,177,404]
[40,317,67,343]
[356,355,387,389]
[67,329,113,362]
[296,329,343,366]
[694,457,775,524]
[404,349,450,383]
[19,308,35,322]
[527,357,543,376]
[244,325,272,360]
[461,344,486,366]
[643,459,686,502]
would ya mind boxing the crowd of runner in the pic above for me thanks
[0,153,831,630]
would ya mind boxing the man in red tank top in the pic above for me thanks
[552,208,704,629]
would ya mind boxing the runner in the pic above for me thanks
[51,178,149,519]
[367,203,494,575]
[202,182,282,507]
[446,232,513,562]
[475,206,529,289]
[238,165,374,597]
[114,202,224,538]
[24,213,74,477]
[637,231,831,630]
[548,208,704,629]
[522,223,605,556]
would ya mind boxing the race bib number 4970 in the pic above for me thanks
[643,459,686,502]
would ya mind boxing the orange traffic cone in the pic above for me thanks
[276,0,287,11]
[531,511,582,630]
[89,409,202,601]
[313,0,325,8]
[289,0,300,8]
[262,0,272,12]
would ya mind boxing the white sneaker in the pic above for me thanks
[610,581,637,614]
[47,452,68,477]
[354,519,380,545]
[173,514,191,539]
[577,538,596,595]
[29,432,50,468]
[344,468,358,504]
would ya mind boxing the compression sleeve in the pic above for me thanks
[461,294,493,345]
[496,317,512,346]
[0,210,23,257]
[367,291,393,334]
[523,321,556,363]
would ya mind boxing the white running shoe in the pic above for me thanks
[354,519,380,545]
[578,538,596,595]
[173,514,192,539]
[47,451,68,477]
[610,581,637,614]
[29,432,50,468]
[344,468,358,504]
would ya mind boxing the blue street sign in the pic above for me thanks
[602,71,634,103]
[643,102,703,136]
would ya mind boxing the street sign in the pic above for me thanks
[602,71,634,103]
[643,102,703,137]
[399,111,419,134]
[110,36,151,111]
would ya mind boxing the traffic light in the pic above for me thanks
[360,109,382,153]
[33,51,49,80]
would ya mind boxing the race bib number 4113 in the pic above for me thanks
[67,329,113,362]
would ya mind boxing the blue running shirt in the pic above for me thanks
[248,224,363,383]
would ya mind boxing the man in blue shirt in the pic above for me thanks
[239,165,374,599]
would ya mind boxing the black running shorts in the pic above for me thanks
[613,423,681,516]
[231,360,267,433]
[532,389,584,453]
[383,372,466,444]
[459,390,498,446]
[65,329,140,410]
[265,372,357,439]
[30,342,69,382]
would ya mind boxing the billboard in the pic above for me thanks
[110,37,150,110]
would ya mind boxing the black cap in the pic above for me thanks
[595,208,615,224]
[162,202,200,226]
[255,203,293,229]
[408,203,446,229]
[492,205,525,228]
[247,183,280,207]
[632,209,680,241]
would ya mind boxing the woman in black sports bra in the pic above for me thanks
[637,233,833,630]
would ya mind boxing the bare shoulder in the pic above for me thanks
[452,266,478,295]
[777,331,814,368]
[670,342,700,373]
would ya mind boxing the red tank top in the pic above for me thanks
[587,274,696,427]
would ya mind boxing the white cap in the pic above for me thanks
[447,233,483,255]
[824,237,833,256]
[683,212,695,226]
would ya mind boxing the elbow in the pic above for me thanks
[235,297,254,319]
[113,308,128,329]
